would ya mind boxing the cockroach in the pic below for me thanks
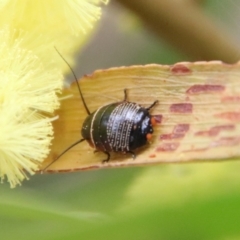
[43,49,158,171]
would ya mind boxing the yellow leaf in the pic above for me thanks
[41,61,240,172]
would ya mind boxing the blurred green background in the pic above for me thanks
[3,1,240,239]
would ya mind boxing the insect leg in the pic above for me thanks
[102,151,110,163]
[123,89,128,101]
[146,100,158,111]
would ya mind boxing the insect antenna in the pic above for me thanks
[42,48,89,172]
[41,139,85,173]
[54,46,90,115]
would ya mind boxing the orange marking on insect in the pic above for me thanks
[151,117,157,126]
[146,133,152,141]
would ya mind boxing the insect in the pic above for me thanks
[43,49,158,171]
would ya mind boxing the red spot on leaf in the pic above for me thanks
[221,96,240,103]
[152,114,162,124]
[156,142,180,152]
[173,124,190,134]
[186,84,225,95]
[195,130,211,137]
[160,134,172,140]
[170,103,193,113]
[183,147,208,153]
[170,64,191,75]
[149,154,156,158]
[210,137,240,148]
[195,124,235,137]
[160,124,190,140]
[215,112,240,122]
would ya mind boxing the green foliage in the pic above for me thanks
[2,162,240,239]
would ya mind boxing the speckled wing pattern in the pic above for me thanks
[107,102,141,152]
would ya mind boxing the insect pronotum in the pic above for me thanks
[42,48,158,171]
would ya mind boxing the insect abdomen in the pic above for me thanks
[107,102,142,152]
[81,103,118,151]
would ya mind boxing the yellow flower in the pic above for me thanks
[0,0,108,187]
